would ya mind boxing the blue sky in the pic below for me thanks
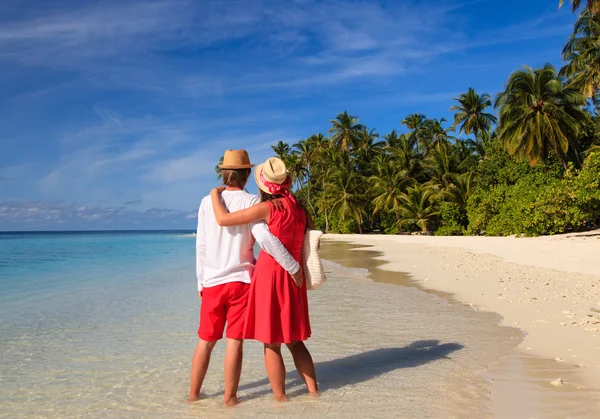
[0,0,577,230]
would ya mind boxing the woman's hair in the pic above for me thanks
[259,190,285,210]
[260,190,308,214]
[221,168,251,188]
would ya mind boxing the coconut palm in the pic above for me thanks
[397,185,440,233]
[494,64,590,169]
[423,118,455,149]
[560,10,600,104]
[271,141,291,160]
[423,142,457,197]
[285,153,307,190]
[402,113,428,153]
[445,171,477,209]
[369,154,414,221]
[215,156,224,180]
[450,88,498,142]
[328,111,363,151]
[383,130,402,150]
[354,127,383,163]
[559,0,600,14]
[321,162,366,233]
[293,137,319,216]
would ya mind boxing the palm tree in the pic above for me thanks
[328,111,363,151]
[560,10,600,105]
[494,64,590,169]
[369,154,414,222]
[293,137,318,216]
[215,156,224,180]
[383,130,402,150]
[285,153,307,190]
[271,141,291,160]
[445,171,477,209]
[293,138,312,165]
[321,162,366,233]
[559,0,600,14]
[354,127,382,162]
[397,185,440,233]
[307,134,330,159]
[423,141,457,197]
[389,134,423,180]
[450,88,498,142]
[423,118,455,149]
[402,113,428,153]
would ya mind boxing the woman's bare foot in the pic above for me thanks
[273,394,289,402]
[186,395,201,403]
[224,396,239,407]
[308,391,320,398]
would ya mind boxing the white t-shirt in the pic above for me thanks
[196,189,300,291]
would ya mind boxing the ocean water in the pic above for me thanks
[0,231,520,418]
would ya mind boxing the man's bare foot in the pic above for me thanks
[308,391,321,398]
[224,396,239,407]
[273,394,289,402]
[186,395,201,403]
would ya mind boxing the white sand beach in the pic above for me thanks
[324,231,600,415]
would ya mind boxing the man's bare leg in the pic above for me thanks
[189,339,217,401]
[224,338,244,406]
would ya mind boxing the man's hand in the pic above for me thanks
[291,267,305,287]
[198,291,203,300]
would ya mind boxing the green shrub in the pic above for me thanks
[435,202,466,236]
[466,152,600,236]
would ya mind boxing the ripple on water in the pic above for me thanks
[0,246,521,419]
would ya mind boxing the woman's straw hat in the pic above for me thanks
[219,149,255,169]
[254,157,290,194]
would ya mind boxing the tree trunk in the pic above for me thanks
[558,150,569,170]
[306,179,317,218]
[572,146,583,168]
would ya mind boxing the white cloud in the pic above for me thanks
[0,201,192,230]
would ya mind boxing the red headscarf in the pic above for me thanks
[259,169,296,204]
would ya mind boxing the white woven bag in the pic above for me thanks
[301,229,326,290]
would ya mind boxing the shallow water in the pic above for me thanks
[322,240,600,418]
[0,232,526,418]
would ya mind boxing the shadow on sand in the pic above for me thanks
[236,339,463,400]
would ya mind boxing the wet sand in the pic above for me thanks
[323,236,600,418]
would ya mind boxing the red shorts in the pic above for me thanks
[198,282,250,341]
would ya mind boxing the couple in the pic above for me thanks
[189,149,319,405]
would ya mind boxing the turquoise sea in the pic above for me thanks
[0,231,523,418]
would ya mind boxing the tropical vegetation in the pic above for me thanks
[215,4,600,236]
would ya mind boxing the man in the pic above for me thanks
[189,149,301,406]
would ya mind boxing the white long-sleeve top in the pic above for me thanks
[196,189,300,292]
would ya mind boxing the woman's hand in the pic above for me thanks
[291,267,305,287]
[211,186,226,195]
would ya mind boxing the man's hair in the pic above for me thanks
[221,168,251,188]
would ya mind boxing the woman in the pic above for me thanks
[210,157,318,401]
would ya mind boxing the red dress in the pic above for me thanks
[243,199,311,344]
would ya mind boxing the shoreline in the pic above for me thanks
[322,232,600,394]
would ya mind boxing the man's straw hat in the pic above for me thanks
[254,157,290,194]
[218,149,255,169]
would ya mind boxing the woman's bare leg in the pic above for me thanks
[264,343,288,401]
[286,341,318,395]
